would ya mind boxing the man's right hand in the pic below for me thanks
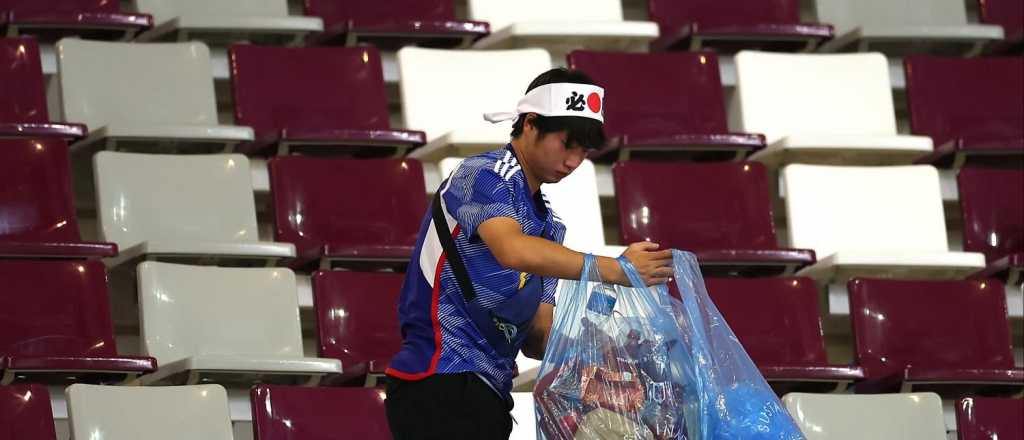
[620,241,674,286]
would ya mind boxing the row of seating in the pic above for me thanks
[1,38,1021,167]
[1,257,1018,396]
[2,384,1021,440]
[1,0,1021,55]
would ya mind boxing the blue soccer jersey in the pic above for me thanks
[386,144,567,399]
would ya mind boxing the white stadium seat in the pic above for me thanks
[730,51,933,168]
[54,39,253,154]
[93,152,295,269]
[782,392,948,440]
[66,384,234,440]
[134,0,323,44]
[399,47,552,161]
[136,261,342,385]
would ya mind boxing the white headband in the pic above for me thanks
[483,83,605,124]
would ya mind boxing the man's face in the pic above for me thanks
[523,119,588,184]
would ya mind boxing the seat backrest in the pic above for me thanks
[67,384,233,440]
[849,278,1014,378]
[0,260,120,359]
[905,56,1023,147]
[467,0,626,31]
[957,167,1023,262]
[0,384,56,440]
[782,164,948,258]
[312,270,403,368]
[137,262,304,365]
[730,51,897,144]
[0,0,118,14]
[0,139,84,243]
[647,0,803,32]
[568,50,727,139]
[614,161,780,250]
[135,0,287,23]
[978,0,1023,37]
[269,156,426,258]
[539,159,606,253]
[397,47,552,143]
[704,277,828,365]
[957,397,1024,440]
[252,385,391,440]
[782,392,947,440]
[303,0,455,28]
[93,152,260,249]
[229,45,390,140]
[0,37,48,124]
[55,39,217,130]
[814,0,971,35]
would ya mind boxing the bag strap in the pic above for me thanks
[432,190,476,303]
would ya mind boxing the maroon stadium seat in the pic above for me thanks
[956,397,1024,440]
[848,278,1023,396]
[251,385,391,440]
[0,384,55,440]
[0,37,85,139]
[0,0,151,41]
[0,138,116,259]
[0,260,156,385]
[303,0,488,49]
[613,161,815,276]
[906,56,1023,168]
[313,270,403,386]
[646,0,833,52]
[958,167,1024,284]
[978,0,1023,53]
[702,276,863,393]
[568,50,765,161]
[229,44,425,157]
[269,156,426,270]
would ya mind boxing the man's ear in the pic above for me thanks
[522,113,538,135]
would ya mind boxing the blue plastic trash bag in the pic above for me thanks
[534,250,805,440]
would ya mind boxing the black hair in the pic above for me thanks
[510,68,607,150]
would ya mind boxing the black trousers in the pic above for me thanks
[385,373,513,440]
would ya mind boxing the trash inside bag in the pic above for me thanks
[534,250,805,440]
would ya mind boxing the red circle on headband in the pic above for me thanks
[587,92,601,113]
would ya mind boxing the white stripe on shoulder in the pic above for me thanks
[503,165,521,181]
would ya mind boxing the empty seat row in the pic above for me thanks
[2,37,1020,168]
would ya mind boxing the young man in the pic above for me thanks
[384,68,674,440]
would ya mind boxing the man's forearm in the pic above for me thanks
[498,234,626,284]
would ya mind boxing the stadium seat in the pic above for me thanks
[905,56,1023,168]
[0,0,151,41]
[93,152,295,270]
[702,276,863,393]
[958,167,1024,286]
[848,278,1023,395]
[567,50,765,161]
[303,0,489,49]
[0,138,116,259]
[0,384,55,440]
[956,397,1024,440]
[398,47,551,161]
[313,270,403,386]
[978,0,1023,53]
[782,392,947,440]
[269,156,425,270]
[614,161,815,276]
[136,262,342,385]
[0,37,85,139]
[0,260,156,385]
[814,0,1004,55]
[229,44,425,157]
[54,39,253,155]
[646,0,834,52]
[731,51,933,169]
[510,392,537,440]
[66,384,233,440]
[467,0,659,57]
[134,0,323,45]
[782,164,985,285]
[252,385,391,439]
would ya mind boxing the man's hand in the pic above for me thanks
[620,241,674,286]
